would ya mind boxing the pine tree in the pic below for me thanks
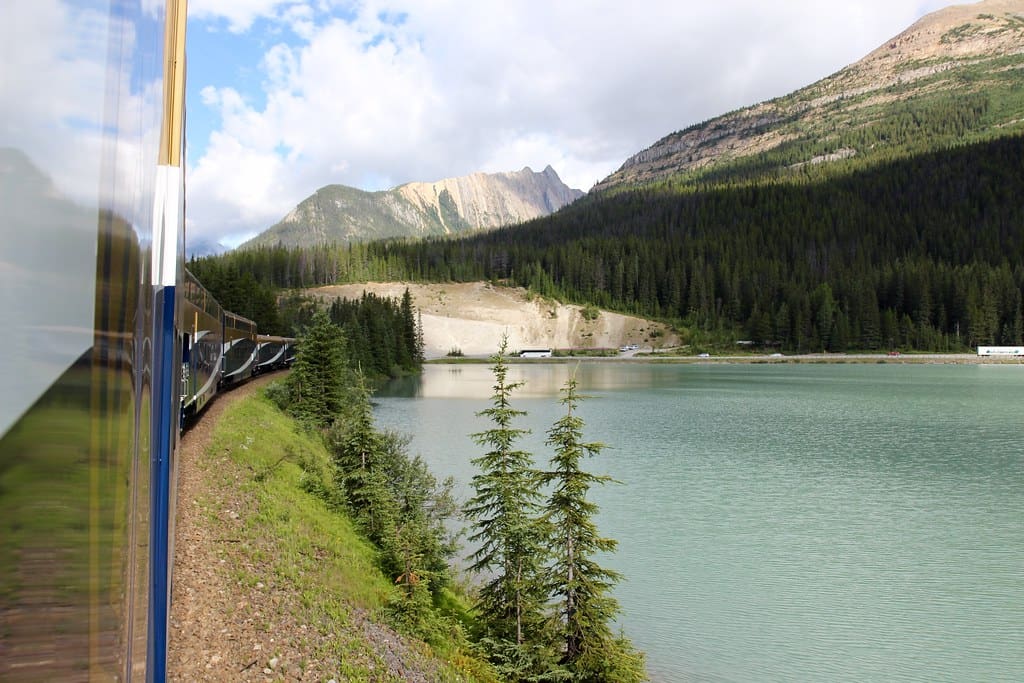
[325,389,459,637]
[541,372,645,682]
[287,310,347,429]
[463,337,548,651]
[378,435,458,596]
[415,310,426,364]
[326,372,384,526]
[399,287,419,367]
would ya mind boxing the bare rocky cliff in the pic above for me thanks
[242,166,583,249]
[593,0,1024,192]
[397,165,581,232]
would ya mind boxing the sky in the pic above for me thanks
[185,0,956,250]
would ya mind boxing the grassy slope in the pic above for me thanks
[193,388,495,681]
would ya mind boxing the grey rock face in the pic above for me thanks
[242,166,584,249]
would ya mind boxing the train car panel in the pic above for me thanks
[256,335,285,371]
[255,334,297,372]
[180,269,224,419]
[0,1,300,679]
[222,311,259,384]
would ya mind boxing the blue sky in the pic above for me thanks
[183,0,954,250]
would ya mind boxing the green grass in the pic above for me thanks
[206,389,497,681]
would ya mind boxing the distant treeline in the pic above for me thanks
[194,134,1024,352]
[190,258,422,377]
[281,290,424,378]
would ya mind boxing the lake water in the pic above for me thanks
[373,362,1024,682]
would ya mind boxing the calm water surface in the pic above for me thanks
[374,363,1024,682]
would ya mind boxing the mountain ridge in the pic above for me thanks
[192,0,1024,355]
[593,0,1024,192]
[241,165,583,249]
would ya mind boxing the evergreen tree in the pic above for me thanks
[464,337,548,653]
[540,373,645,682]
[286,310,348,429]
[324,384,459,637]
[399,287,419,367]
[327,373,384,525]
[377,432,458,596]
[416,310,426,364]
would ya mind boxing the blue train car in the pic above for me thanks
[222,311,260,386]
[255,335,298,373]
[180,270,225,420]
[0,0,187,679]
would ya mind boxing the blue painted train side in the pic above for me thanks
[0,1,293,679]
[1,0,172,676]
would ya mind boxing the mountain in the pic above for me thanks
[203,1,1024,354]
[594,0,1024,193]
[241,166,583,249]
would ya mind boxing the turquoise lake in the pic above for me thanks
[373,363,1024,682]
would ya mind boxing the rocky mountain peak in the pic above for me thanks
[592,0,1024,193]
[241,166,584,249]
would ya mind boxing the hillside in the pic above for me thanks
[242,165,583,249]
[168,376,495,681]
[193,1,1024,355]
[195,133,1024,354]
[305,282,680,357]
[362,135,1024,350]
[594,0,1024,192]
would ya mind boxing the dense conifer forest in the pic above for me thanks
[187,260,284,334]
[195,134,1024,352]
[190,258,423,376]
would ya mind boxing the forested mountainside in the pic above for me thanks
[594,0,1024,193]
[197,134,1024,352]
[242,165,582,249]
[190,2,1024,354]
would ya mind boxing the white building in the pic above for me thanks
[977,346,1024,356]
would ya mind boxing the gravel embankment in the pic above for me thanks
[167,375,439,681]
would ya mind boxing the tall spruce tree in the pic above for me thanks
[327,372,385,528]
[464,337,548,651]
[541,372,645,682]
[287,310,347,429]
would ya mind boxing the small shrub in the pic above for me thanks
[264,380,291,410]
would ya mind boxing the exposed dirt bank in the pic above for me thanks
[306,281,680,358]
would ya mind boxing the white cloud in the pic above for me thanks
[188,0,308,33]
[185,0,959,246]
[0,0,164,220]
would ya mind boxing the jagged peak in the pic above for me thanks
[240,164,584,250]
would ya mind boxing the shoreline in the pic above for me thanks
[427,352,1024,365]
